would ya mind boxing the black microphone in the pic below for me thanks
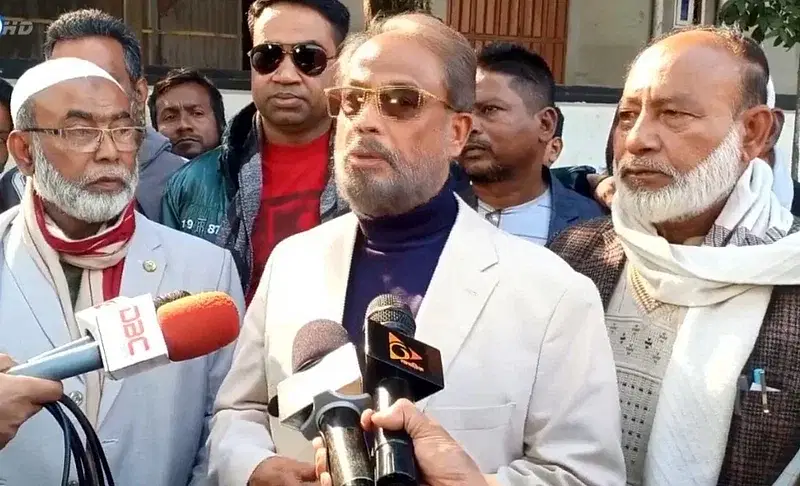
[268,319,374,486]
[363,294,445,486]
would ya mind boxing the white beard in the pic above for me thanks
[615,126,745,224]
[31,138,139,224]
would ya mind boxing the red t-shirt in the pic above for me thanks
[247,132,330,303]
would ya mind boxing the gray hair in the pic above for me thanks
[14,98,36,131]
[335,12,476,112]
[43,9,143,83]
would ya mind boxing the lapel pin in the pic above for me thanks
[143,260,157,272]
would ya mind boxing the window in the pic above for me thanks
[674,0,702,26]
[0,0,246,71]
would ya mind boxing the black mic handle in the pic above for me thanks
[373,377,419,486]
[318,404,374,486]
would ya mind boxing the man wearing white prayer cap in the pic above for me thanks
[0,8,187,220]
[0,57,244,486]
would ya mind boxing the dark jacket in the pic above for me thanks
[455,165,604,243]
[0,128,185,220]
[161,102,347,294]
[549,217,800,486]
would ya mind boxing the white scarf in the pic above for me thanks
[771,149,795,209]
[611,159,800,485]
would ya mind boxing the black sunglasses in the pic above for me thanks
[248,42,333,77]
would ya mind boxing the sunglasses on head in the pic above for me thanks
[248,42,333,77]
[324,86,451,121]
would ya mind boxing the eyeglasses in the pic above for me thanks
[248,42,333,77]
[324,86,451,121]
[24,127,146,153]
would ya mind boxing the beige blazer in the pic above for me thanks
[0,210,245,486]
[208,198,625,486]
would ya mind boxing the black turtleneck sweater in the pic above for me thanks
[342,179,459,346]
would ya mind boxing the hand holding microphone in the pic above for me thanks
[363,294,445,486]
[313,399,487,486]
[0,354,62,449]
[256,320,372,486]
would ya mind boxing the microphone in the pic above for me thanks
[363,294,445,486]
[8,291,240,381]
[269,319,373,486]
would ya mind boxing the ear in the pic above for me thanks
[446,112,472,159]
[545,137,563,166]
[537,107,558,143]
[134,78,149,106]
[8,131,35,177]
[739,105,774,163]
[766,109,785,151]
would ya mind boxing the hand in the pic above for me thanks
[313,399,486,486]
[593,176,616,208]
[0,354,63,449]
[248,455,319,486]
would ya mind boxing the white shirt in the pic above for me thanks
[478,189,553,245]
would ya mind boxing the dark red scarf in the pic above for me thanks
[33,195,137,300]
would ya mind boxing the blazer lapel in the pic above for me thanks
[2,209,73,353]
[321,214,359,323]
[547,173,581,244]
[414,198,499,411]
[98,215,165,428]
[597,227,626,308]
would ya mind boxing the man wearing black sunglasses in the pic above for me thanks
[162,0,351,305]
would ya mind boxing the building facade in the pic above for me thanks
[1,0,797,171]
[1,0,798,96]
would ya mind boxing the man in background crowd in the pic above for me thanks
[148,68,226,158]
[209,12,624,486]
[458,43,602,245]
[544,106,564,167]
[552,26,800,485]
[0,57,243,486]
[161,0,350,302]
[0,9,186,220]
[0,79,12,171]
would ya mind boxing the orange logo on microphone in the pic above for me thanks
[389,332,424,372]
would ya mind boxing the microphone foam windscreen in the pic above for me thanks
[156,291,240,361]
[292,319,350,373]
[366,294,416,337]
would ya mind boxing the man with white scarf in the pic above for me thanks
[0,58,244,485]
[551,25,800,486]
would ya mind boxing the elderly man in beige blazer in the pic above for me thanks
[208,13,624,486]
[0,58,244,486]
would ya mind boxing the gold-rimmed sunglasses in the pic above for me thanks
[324,85,452,121]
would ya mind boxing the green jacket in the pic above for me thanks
[161,103,347,293]
[161,144,228,241]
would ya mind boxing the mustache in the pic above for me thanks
[346,138,397,168]
[81,166,136,186]
[269,91,306,101]
[463,137,492,152]
[616,156,679,177]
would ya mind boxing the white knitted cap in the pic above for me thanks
[10,57,124,124]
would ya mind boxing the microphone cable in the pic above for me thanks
[29,291,193,485]
[44,394,115,486]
